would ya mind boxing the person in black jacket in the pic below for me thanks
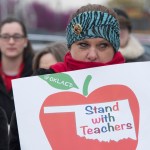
[0,17,34,124]
[0,107,8,150]
[9,4,125,150]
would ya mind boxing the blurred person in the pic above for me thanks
[32,42,68,71]
[0,107,8,150]
[9,4,125,150]
[114,8,150,62]
[0,17,34,124]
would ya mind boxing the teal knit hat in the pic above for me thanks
[66,11,120,52]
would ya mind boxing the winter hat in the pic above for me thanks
[66,11,120,52]
[113,8,132,32]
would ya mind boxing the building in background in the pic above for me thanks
[0,0,150,35]
[0,0,107,35]
[108,0,150,33]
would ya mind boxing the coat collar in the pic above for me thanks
[119,35,144,60]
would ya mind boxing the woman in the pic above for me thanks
[33,42,68,71]
[9,4,125,150]
[0,17,34,124]
[36,4,124,75]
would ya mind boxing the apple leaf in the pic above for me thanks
[83,75,92,96]
[39,73,78,90]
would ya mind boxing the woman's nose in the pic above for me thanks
[87,48,98,61]
[8,37,15,44]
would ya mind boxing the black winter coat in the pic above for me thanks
[0,56,33,124]
[9,68,55,150]
[0,107,8,150]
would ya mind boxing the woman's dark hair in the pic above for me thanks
[113,8,132,32]
[0,17,34,60]
[32,42,68,71]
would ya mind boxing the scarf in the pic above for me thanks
[0,62,24,92]
[50,52,125,73]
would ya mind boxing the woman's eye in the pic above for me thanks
[99,43,109,49]
[79,43,88,48]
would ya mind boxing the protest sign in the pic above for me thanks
[12,62,150,150]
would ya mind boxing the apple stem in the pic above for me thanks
[83,75,92,96]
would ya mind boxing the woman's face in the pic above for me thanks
[39,53,57,69]
[70,38,115,63]
[0,22,27,59]
[120,26,130,48]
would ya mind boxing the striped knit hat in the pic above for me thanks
[66,11,120,52]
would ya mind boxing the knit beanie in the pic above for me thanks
[66,11,120,52]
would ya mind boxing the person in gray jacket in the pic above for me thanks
[114,8,150,63]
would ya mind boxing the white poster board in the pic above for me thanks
[12,61,150,150]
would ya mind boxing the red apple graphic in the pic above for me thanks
[39,84,139,150]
